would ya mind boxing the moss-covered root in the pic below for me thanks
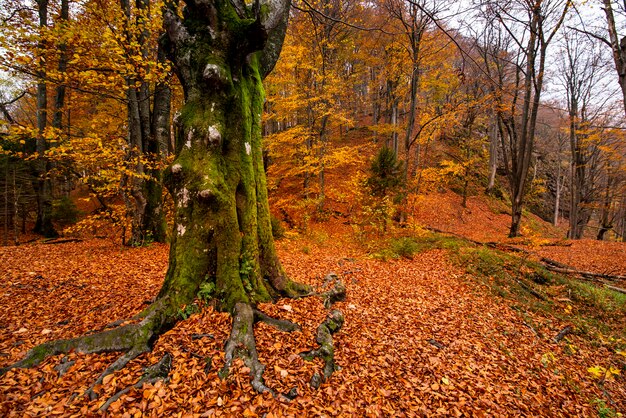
[85,346,148,400]
[0,299,172,400]
[300,309,344,388]
[253,308,300,332]
[100,353,172,412]
[320,273,346,308]
[0,324,142,377]
[220,302,273,395]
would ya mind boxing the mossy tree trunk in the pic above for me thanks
[1,0,335,400]
[160,0,309,311]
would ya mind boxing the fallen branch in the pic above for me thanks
[522,321,540,338]
[539,240,572,247]
[543,265,626,282]
[485,242,529,254]
[540,257,571,269]
[513,277,547,301]
[604,284,626,295]
[553,325,574,343]
[43,238,83,245]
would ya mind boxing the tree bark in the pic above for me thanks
[32,0,58,238]
[486,114,498,194]
[1,0,326,397]
[144,41,172,243]
[603,0,626,117]
[161,0,311,305]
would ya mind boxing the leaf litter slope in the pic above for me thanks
[0,237,624,416]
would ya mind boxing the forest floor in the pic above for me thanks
[0,201,625,416]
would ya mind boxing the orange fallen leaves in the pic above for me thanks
[0,234,623,416]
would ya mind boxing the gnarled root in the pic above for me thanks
[300,309,344,388]
[99,353,172,412]
[220,303,302,396]
[85,346,148,400]
[220,303,272,394]
[0,298,172,400]
[253,308,300,332]
[320,273,346,308]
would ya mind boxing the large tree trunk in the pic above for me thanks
[162,0,314,308]
[1,0,347,400]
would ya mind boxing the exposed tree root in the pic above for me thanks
[0,274,347,401]
[253,308,300,332]
[300,310,345,388]
[319,273,346,308]
[99,353,172,412]
[220,303,274,394]
[296,273,346,388]
[85,347,147,400]
[218,277,347,396]
[0,298,171,401]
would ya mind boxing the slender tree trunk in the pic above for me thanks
[318,115,329,211]
[597,169,613,240]
[553,165,562,227]
[3,159,7,246]
[120,0,166,246]
[33,0,58,238]
[144,41,172,243]
[52,0,69,132]
[403,65,419,181]
[486,115,498,194]
[603,0,626,117]
[387,80,399,155]
[13,167,18,245]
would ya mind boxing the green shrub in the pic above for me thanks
[390,237,420,259]
[52,196,80,225]
[367,146,404,197]
[198,282,216,301]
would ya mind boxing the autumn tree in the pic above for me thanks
[557,29,609,238]
[600,0,626,117]
[116,0,172,245]
[0,0,173,244]
[477,0,570,237]
[264,0,365,222]
[1,0,344,398]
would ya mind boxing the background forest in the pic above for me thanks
[1,1,626,416]
[1,0,625,244]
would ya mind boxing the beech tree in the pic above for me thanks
[601,0,626,117]
[478,0,570,237]
[1,0,344,400]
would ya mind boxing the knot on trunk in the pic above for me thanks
[198,188,218,206]
[203,63,229,88]
[206,125,222,147]
[171,164,183,175]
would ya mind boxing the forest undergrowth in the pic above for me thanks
[0,221,625,417]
